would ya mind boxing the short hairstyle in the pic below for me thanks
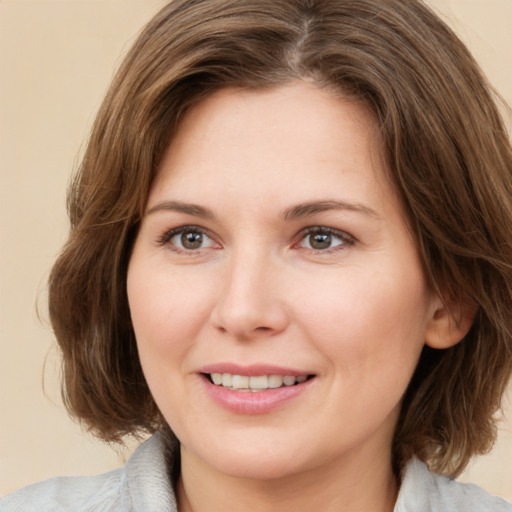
[48,0,512,477]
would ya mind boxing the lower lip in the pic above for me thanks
[201,376,314,415]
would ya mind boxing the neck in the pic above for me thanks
[176,446,398,512]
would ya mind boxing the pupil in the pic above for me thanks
[311,233,331,249]
[181,231,203,249]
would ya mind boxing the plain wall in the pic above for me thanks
[1,0,511,498]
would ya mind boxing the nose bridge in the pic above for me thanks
[211,243,288,338]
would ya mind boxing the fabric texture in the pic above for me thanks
[0,434,177,512]
[1,433,510,512]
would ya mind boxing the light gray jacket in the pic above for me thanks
[1,433,510,511]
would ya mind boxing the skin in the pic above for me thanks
[127,82,467,511]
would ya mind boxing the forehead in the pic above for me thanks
[150,82,394,210]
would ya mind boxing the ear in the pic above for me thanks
[425,295,476,349]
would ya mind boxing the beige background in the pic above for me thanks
[1,0,511,499]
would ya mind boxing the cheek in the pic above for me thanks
[127,259,215,364]
[291,265,430,373]
[126,260,219,423]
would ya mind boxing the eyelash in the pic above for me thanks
[157,225,215,253]
[296,226,355,253]
[156,225,354,254]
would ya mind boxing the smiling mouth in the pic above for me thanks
[205,373,314,391]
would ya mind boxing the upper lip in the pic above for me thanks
[199,363,313,377]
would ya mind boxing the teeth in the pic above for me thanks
[209,373,309,391]
[231,375,249,388]
[268,375,283,388]
[249,375,268,389]
[283,376,296,386]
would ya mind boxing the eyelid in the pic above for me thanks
[295,226,355,251]
[156,224,353,254]
[157,225,220,252]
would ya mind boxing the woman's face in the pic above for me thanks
[127,82,439,480]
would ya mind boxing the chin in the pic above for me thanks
[180,432,317,481]
[209,452,309,481]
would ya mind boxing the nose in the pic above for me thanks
[210,249,290,340]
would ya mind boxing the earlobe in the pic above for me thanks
[425,298,476,350]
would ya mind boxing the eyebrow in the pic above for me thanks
[146,200,216,219]
[146,199,380,221]
[281,200,380,221]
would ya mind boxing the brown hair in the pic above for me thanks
[48,0,512,477]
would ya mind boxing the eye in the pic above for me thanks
[159,226,217,252]
[297,227,353,252]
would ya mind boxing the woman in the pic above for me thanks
[2,0,512,510]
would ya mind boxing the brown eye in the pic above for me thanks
[309,232,332,250]
[181,230,203,249]
[161,226,216,252]
[298,227,352,252]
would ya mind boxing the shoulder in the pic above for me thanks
[0,433,177,512]
[0,469,124,512]
[395,457,512,512]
